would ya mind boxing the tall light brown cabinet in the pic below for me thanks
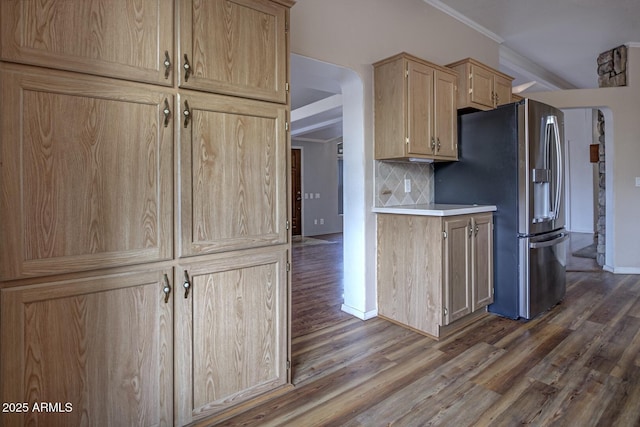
[0,0,294,425]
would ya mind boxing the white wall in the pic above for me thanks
[292,140,343,236]
[530,46,640,273]
[290,0,502,318]
[563,108,596,233]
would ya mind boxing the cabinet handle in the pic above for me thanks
[162,274,172,304]
[468,220,473,238]
[430,137,436,152]
[183,54,192,81]
[163,98,171,128]
[163,51,171,79]
[437,137,441,152]
[183,100,191,128]
[183,270,191,299]
[475,225,479,236]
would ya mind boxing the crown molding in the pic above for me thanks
[421,0,503,43]
[499,45,577,91]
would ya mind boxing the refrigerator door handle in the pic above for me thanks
[529,232,569,249]
[547,115,563,220]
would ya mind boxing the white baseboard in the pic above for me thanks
[341,304,378,320]
[612,266,640,274]
[602,264,640,274]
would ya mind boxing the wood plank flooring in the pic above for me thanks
[215,233,640,426]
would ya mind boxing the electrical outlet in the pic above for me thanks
[404,178,411,193]
[315,193,320,199]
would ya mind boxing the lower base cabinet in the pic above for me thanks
[0,269,174,427]
[174,246,290,425]
[377,212,493,339]
[0,247,290,427]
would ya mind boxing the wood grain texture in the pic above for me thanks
[433,68,458,159]
[174,246,289,425]
[0,0,173,85]
[377,215,443,336]
[179,0,287,102]
[0,65,173,280]
[374,53,458,161]
[178,91,287,258]
[216,237,640,426]
[0,270,173,426]
[446,58,514,111]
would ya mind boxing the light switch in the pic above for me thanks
[315,193,320,199]
[305,193,309,199]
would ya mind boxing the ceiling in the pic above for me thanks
[291,0,640,143]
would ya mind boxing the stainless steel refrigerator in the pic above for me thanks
[435,99,567,320]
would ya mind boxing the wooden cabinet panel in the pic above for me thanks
[407,61,434,156]
[377,212,493,339]
[434,70,458,159]
[374,53,458,161]
[0,65,173,280]
[178,92,287,258]
[469,63,495,108]
[0,0,174,86]
[444,217,472,324]
[0,269,173,426]
[179,0,288,103]
[447,58,514,111]
[494,73,513,107]
[377,215,442,336]
[174,247,289,425]
[472,213,494,310]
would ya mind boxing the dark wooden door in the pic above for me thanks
[291,148,302,236]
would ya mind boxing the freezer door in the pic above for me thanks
[519,230,568,319]
[518,100,565,235]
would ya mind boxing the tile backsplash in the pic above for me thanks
[375,160,434,207]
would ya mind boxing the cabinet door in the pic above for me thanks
[469,64,494,108]
[174,247,289,425]
[0,65,173,281]
[0,0,173,86]
[0,270,173,426]
[444,217,472,324]
[178,92,287,258]
[406,60,435,156]
[472,214,494,310]
[179,0,288,103]
[433,70,458,159]
[494,74,513,107]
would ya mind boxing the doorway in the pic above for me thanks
[291,148,302,236]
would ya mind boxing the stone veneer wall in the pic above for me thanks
[597,45,627,88]
[596,110,606,266]
[375,161,434,207]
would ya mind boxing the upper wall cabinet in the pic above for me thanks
[447,58,514,111]
[178,0,291,103]
[0,0,174,86]
[374,53,458,161]
[0,64,173,281]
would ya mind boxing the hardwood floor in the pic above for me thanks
[216,233,640,426]
[567,232,601,272]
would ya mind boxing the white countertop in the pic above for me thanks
[372,203,497,216]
